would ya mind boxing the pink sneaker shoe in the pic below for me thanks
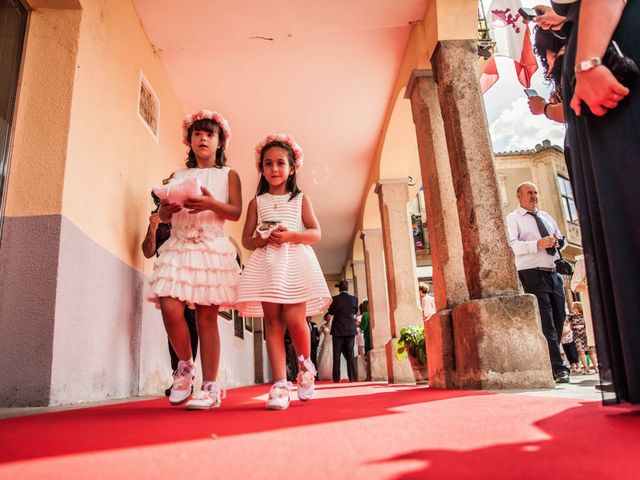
[296,355,316,401]
[185,382,224,410]
[169,359,195,406]
[267,380,293,410]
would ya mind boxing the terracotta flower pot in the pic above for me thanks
[407,353,428,385]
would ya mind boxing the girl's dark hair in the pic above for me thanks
[533,27,566,82]
[256,140,301,200]
[359,299,369,315]
[185,118,228,168]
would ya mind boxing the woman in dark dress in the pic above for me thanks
[553,0,640,405]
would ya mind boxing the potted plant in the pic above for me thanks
[396,325,428,384]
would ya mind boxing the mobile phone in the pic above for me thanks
[524,88,539,98]
[518,7,538,21]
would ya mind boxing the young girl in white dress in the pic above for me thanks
[148,110,242,410]
[236,134,331,410]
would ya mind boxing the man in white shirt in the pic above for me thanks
[419,283,436,321]
[506,182,570,384]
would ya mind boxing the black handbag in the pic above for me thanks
[555,248,574,276]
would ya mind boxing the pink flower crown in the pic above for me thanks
[182,110,231,147]
[254,133,304,172]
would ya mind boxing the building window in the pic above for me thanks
[558,176,578,223]
[138,72,159,141]
[0,0,28,240]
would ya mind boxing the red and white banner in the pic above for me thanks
[480,0,538,93]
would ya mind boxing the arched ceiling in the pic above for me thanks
[132,0,429,274]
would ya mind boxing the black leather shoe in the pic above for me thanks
[554,371,570,384]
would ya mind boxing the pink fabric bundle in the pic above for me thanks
[153,177,202,206]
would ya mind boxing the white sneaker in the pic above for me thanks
[169,359,195,406]
[185,383,222,410]
[296,355,316,401]
[266,380,292,410]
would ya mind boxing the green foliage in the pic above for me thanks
[395,325,426,366]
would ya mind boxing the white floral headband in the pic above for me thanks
[182,110,231,147]
[254,133,304,172]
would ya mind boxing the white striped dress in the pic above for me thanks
[235,192,331,317]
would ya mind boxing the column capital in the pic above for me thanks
[351,259,365,266]
[360,228,382,240]
[404,69,433,100]
[374,178,409,195]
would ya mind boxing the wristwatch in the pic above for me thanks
[575,57,602,74]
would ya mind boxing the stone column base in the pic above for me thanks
[453,294,554,389]
[356,354,368,381]
[385,339,415,384]
[425,309,457,389]
[368,348,389,381]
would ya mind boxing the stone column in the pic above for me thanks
[406,69,469,388]
[431,40,553,389]
[375,180,422,383]
[360,229,390,381]
[351,259,368,303]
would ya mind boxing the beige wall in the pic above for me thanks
[6,0,188,272]
[5,7,82,218]
[63,0,186,272]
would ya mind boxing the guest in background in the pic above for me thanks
[569,302,598,375]
[419,283,436,321]
[141,192,198,398]
[317,313,334,381]
[328,280,358,382]
[308,317,320,377]
[561,318,580,374]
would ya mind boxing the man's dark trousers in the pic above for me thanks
[329,290,359,382]
[332,335,357,382]
[518,269,569,375]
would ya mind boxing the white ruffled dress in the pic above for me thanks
[148,166,239,310]
[235,193,331,317]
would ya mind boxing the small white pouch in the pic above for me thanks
[256,221,280,239]
[152,177,202,206]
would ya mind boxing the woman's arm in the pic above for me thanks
[141,213,160,258]
[570,0,629,116]
[269,194,321,246]
[528,96,565,122]
[183,169,243,221]
[241,198,268,250]
[533,5,566,30]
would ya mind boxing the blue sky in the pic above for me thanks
[481,0,566,152]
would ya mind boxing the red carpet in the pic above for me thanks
[1,382,638,479]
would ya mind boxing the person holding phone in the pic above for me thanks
[527,27,567,123]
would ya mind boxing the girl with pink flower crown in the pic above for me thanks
[236,134,331,410]
[148,110,242,410]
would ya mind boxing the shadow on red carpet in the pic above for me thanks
[0,382,485,464]
[375,402,640,479]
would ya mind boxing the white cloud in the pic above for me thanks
[489,97,565,152]
[481,0,566,153]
